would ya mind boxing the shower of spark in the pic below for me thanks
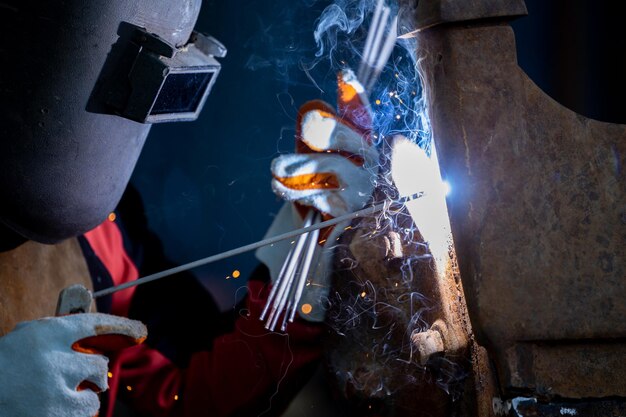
[298,0,467,408]
[261,1,399,332]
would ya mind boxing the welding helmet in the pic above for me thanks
[0,0,225,244]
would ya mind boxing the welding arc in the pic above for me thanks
[91,196,420,299]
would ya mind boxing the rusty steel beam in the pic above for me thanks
[410,0,626,403]
[325,209,475,417]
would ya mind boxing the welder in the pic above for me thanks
[0,1,385,416]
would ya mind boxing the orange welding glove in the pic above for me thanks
[271,69,378,219]
[257,69,379,322]
[0,313,146,417]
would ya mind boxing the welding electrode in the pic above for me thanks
[92,194,422,299]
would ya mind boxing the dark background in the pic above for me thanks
[130,0,340,311]
[125,0,625,414]
[130,0,626,312]
[512,1,625,124]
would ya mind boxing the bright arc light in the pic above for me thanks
[442,180,451,196]
[391,137,453,277]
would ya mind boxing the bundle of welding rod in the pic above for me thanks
[261,0,398,331]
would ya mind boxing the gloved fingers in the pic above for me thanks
[299,108,379,168]
[73,332,146,355]
[64,351,109,393]
[271,180,373,218]
[292,192,354,219]
[0,317,113,417]
[295,99,336,156]
[67,387,101,417]
[336,69,373,133]
[271,153,375,217]
[271,185,367,218]
[46,313,147,350]
[272,153,344,192]
[271,153,375,189]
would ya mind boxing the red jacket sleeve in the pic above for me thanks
[83,218,138,318]
[117,279,323,417]
[85,220,324,417]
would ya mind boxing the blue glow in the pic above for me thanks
[442,180,451,196]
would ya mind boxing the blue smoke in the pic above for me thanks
[310,0,430,149]
[313,1,369,59]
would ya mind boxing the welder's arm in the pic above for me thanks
[256,69,378,322]
[115,268,323,417]
[0,313,146,417]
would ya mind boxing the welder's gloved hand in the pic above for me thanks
[0,313,147,417]
[257,69,379,323]
[271,70,378,217]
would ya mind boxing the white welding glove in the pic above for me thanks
[0,313,147,417]
[257,69,379,322]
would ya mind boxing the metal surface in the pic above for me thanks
[399,0,527,37]
[512,398,626,417]
[56,285,93,316]
[411,0,626,404]
[324,206,475,416]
